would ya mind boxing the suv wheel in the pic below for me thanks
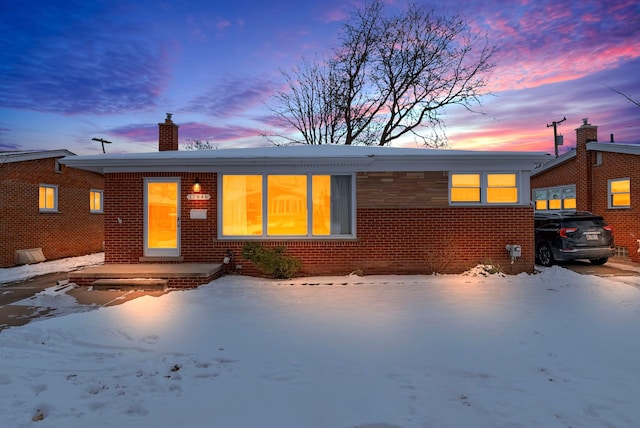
[537,244,554,267]
[589,258,608,265]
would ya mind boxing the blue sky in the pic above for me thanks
[1,0,638,155]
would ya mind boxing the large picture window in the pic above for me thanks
[609,178,630,208]
[221,174,353,238]
[450,173,518,205]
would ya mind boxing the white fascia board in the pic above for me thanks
[587,142,640,156]
[61,148,552,174]
[2,149,76,163]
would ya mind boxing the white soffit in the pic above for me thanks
[60,146,552,174]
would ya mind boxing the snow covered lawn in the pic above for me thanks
[1,265,639,427]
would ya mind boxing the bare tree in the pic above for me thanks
[605,84,640,108]
[184,138,216,150]
[270,58,344,145]
[269,0,495,146]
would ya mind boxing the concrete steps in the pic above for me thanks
[91,278,169,291]
[69,263,223,289]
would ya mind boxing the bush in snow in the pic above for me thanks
[242,242,302,279]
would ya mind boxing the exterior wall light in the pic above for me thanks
[193,177,201,193]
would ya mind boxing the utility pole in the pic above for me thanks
[546,117,566,157]
[91,137,113,154]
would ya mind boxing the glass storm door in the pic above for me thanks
[145,178,180,257]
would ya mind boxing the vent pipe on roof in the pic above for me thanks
[610,133,615,143]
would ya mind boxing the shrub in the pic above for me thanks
[242,242,302,279]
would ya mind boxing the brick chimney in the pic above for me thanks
[158,113,179,151]
[575,118,598,212]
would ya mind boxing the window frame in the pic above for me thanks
[608,178,630,209]
[39,184,59,212]
[449,172,520,205]
[532,185,576,211]
[90,189,104,213]
[218,173,356,240]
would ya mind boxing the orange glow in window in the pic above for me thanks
[268,175,307,236]
[222,175,263,236]
[563,198,576,209]
[451,174,480,202]
[487,174,517,203]
[147,182,178,249]
[312,175,331,235]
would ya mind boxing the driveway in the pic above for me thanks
[0,272,165,332]
[555,259,640,286]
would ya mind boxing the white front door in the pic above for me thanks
[144,178,180,257]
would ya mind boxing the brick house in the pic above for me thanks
[61,115,550,276]
[531,118,640,263]
[0,150,105,267]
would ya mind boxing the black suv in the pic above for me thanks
[534,211,615,267]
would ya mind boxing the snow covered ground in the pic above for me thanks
[1,258,639,427]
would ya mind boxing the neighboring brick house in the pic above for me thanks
[531,118,640,263]
[61,115,550,276]
[0,150,105,267]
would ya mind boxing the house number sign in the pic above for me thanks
[187,193,211,200]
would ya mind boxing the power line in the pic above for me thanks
[546,117,566,157]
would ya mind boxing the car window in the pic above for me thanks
[564,219,605,228]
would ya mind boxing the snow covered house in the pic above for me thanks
[60,115,550,278]
[0,150,104,267]
[531,119,640,263]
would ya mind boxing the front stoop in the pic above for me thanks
[92,278,169,291]
[69,263,223,289]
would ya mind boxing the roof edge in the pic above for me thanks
[531,150,576,177]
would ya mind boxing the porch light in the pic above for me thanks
[193,177,201,193]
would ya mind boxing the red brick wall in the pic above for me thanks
[215,206,535,276]
[105,170,536,274]
[591,151,640,262]
[530,157,577,190]
[104,172,217,263]
[0,158,104,267]
[575,123,598,211]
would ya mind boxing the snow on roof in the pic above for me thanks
[587,142,640,156]
[0,149,75,163]
[60,145,551,174]
[532,142,640,176]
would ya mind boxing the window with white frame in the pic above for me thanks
[449,173,519,204]
[90,190,104,213]
[533,186,576,211]
[608,178,630,208]
[220,174,353,238]
[39,184,58,212]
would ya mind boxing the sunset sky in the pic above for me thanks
[1,0,638,155]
